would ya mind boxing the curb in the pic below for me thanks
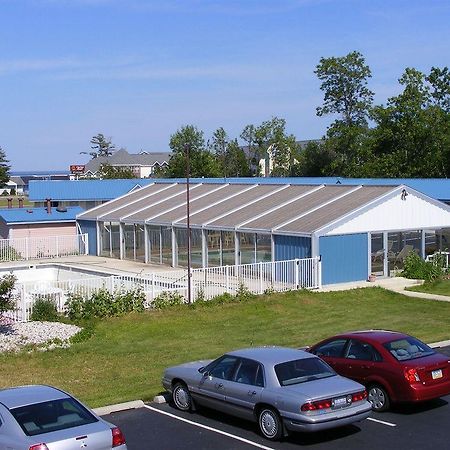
[429,339,450,348]
[94,400,145,416]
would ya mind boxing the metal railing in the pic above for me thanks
[0,234,89,262]
[2,257,321,322]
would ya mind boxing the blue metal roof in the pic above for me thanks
[29,179,154,201]
[28,177,450,202]
[0,206,84,224]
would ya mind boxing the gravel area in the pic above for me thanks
[0,321,81,353]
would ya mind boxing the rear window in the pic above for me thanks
[384,337,435,361]
[11,398,98,436]
[275,357,336,386]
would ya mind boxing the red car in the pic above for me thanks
[308,330,450,411]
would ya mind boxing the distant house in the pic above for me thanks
[3,176,26,195]
[83,149,170,178]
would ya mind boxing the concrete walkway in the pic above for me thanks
[320,276,450,303]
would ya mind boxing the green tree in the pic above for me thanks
[292,141,336,176]
[240,124,258,175]
[370,67,450,177]
[209,127,229,176]
[315,51,374,126]
[81,133,116,159]
[164,125,221,177]
[0,147,10,187]
[224,139,251,177]
[99,163,135,179]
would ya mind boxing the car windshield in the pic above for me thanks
[384,337,435,361]
[275,357,336,386]
[10,397,98,437]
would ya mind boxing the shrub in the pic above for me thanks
[401,252,444,282]
[235,281,255,301]
[30,297,59,322]
[152,291,185,309]
[0,273,17,314]
[65,287,146,320]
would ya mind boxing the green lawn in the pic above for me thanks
[1,287,449,409]
[406,278,450,296]
[0,196,33,207]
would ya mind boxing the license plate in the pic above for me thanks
[333,396,348,408]
[432,369,443,379]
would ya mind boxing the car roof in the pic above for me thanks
[227,346,313,365]
[0,385,68,410]
[335,330,411,344]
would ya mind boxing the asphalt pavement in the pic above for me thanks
[103,345,450,450]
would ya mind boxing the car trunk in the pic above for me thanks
[402,353,450,385]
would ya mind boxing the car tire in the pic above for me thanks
[258,407,283,441]
[172,382,193,412]
[368,384,390,412]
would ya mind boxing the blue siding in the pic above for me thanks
[78,220,97,255]
[274,235,311,260]
[320,234,368,284]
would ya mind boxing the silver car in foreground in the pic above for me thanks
[0,385,127,450]
[163,347,372,440]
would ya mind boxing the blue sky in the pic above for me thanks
[1,0,449,171]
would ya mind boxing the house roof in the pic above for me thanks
[84,149,171,173]
[29,179,155,201]
[0,206,83,224]
[8,176,25,186]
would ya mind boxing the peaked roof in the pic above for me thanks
[84,149,171,173]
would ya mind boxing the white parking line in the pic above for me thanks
[366,417,397,427]
[144,405,275,450]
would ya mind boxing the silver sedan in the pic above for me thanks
[162,346,372,441]
[0,385,127,450]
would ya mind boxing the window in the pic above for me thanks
[234,359,264,387]
[275,358,335,386]
[312,339,347,358]
[10,398,98,437]
[345,340,382,362]
[206,356,238,380]
[384,337,435,361]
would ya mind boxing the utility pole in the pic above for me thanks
[185,144,192,304]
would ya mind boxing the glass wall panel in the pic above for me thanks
[124,224,135,260]
[388,231,420,272]
[425,231,438,258]
[207,230,221,267]
[191,229,203,268]
[100,222,111,257]
[148,225,161,264]
[161,227,172,266]
[370,233,384,276]
[256,234,271,262]
[110,222,121,258]
[175,228,187,267]
[175,228,203,268]
[135,225,145,262]
[440,228,450,252]
[222,231,235,266]
[240,232,256,264]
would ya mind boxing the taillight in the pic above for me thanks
[29,445,49,450]
[352,390,368,402]
[112,426,126,447]
[301,398,332,411]
[404,368,420,383]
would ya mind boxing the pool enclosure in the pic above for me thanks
[77,181,450,284]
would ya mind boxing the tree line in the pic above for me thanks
[86,51,450,179]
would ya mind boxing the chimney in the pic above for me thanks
[46,198,52,214]
[18,197,24,208]
[7,197,12,209]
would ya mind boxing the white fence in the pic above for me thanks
[0,234,89,262]
[3,257,321,322]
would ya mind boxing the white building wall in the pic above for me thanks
[324,191,450,236]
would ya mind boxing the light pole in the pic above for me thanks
[185,143,192,304]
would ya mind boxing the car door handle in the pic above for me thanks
[248,390,257,396]
[215,383,224,389]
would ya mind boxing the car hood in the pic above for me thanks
[281,375,364,401]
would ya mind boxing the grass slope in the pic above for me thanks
[406,279,450,296]
[1,287,449,408]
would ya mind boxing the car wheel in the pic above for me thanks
[368,384,390,412]
[258,407,283,441]
[172,382,192,412]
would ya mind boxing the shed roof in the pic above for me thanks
[0,206,83,224]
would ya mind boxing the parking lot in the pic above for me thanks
[103,346,450,450]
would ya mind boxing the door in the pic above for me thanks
[340,339,382,383]
[311,338,350,375]
[224,358,264,421]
